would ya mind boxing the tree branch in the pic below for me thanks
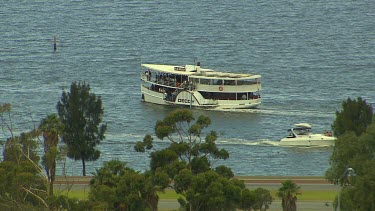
[21,186,48,208]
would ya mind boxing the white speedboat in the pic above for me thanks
[279,123,335,147]
[140,62,262,109]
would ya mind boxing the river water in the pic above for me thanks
[1,0,374,176]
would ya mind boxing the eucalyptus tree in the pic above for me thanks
[39,113,64,196]
[136,109,229,174]
[57,81,107,176]
[277,180,300,211]
[135,109,261,211]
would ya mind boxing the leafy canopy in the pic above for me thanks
[89,160,166,211]
[332,97,373,137]
[326,97,375,210]
[135,109,267,211]
[326,122,375,210]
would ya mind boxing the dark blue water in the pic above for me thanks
[1,1,374,176]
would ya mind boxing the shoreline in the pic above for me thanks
[55,175,330,185]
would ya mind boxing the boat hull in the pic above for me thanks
[279,135,335,147]
[141,86,261,109]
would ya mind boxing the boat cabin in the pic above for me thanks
[286,123,313,138]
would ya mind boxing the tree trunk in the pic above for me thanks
[147,193,159,211]
[49,162,56,196]
[82,158,86,176]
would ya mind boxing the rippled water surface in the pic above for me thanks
[1,0,374,176]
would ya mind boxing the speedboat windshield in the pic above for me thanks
[294,128,311,135]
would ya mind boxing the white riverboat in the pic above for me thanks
[140,63,262,109]
[279,123,335,147]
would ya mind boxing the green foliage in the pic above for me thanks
[240,187,273,211]
[89,159,162,211]
[327,112,375,210]
[0,104,85,210]
[0,103,13,138]
[134,134,153,152]
[57,81,107,176]
[327,97,375,210]
[178,170,248,211]
[47,195,92,211]
[135,109,271,211]
[3,131,40,164]
[277,180,301,211]
[136,109,230,175]
[240,188,256,211]
[39,113,64,196]
[332,97,373,137]
[0,133,48,210]
[149,148,179,172]
[325,132,359,185]
[253,188,273,211]
[333,188,356,211]
[215,165,234,179]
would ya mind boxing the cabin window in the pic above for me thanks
[224,80,236,85]
[200,78,211,85]
[212,79,222,85]
[237,79,259,85]
[237,92,248,100]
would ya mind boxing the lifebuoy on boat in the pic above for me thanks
[219,86,223,91]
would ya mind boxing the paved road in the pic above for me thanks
[55,176,338,211]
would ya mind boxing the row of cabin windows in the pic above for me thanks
[143,69,259,86]
[191,78,259,85]
[199,91,261,100]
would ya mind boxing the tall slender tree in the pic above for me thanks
[39,114,64,196]
[57,81,107,176]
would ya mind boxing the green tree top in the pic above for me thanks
[136,109,229,174]
[332,97,373,137]
[57,81,107,176]
[89,160,164,211]
[277,180,300,211]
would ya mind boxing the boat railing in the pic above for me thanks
[143,77,196,90]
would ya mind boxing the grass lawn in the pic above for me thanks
[60,189,336,202]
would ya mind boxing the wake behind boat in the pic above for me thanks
[140,62,262,109]
[279,123,335,147]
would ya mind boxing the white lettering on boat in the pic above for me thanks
[177,99,194,103]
